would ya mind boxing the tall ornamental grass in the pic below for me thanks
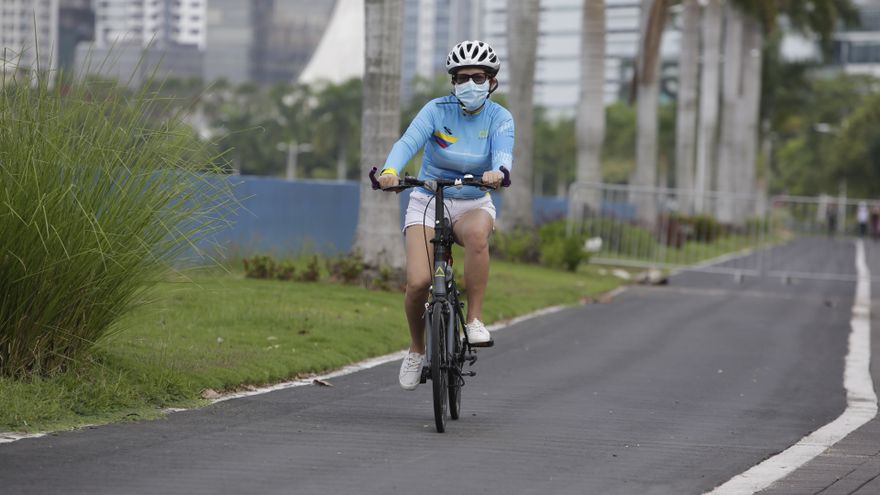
[0,69,235,377]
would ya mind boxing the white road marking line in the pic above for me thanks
[0,432,47,445]
[214,304,574,404]
[706,239,876,494]
[0,300,590,444]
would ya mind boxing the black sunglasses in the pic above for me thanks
[452,73,491,85]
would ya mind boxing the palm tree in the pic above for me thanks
[674,0,699,211]
[353,0,405,269]
[694,0,722,215]
[631,0,668,225]
[737,14,763,220]
[570,0,606,227]
[716,0,859,222]
[498,0,541,231]
[715,2,744,224]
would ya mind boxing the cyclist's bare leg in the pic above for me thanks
[453,209,494,323]
[404,225,435,354]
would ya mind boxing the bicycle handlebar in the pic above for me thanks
[369,166,510,192]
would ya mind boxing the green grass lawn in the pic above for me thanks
[0,261,624,433]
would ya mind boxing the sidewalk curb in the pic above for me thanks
[0,287,627,446]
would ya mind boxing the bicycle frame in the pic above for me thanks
[423,183,461,376]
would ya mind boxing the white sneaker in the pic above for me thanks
[465,319,493,346]
[398,351,424,391]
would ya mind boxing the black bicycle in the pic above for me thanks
[370,166,510,432]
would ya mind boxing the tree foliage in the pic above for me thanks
[768,72,880,195]
[831,92,880,198]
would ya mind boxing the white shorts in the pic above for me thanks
[403,190,496,232]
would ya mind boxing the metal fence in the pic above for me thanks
[566,182,880,282]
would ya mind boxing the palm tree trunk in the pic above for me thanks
[571,0,606,226]
[694,0,722,214]
[675,0,699,211]
[715,3,743,224]
[353,0,405,269]
[631,0,667,226]
[739,15,763,219]
[498,0,540,231]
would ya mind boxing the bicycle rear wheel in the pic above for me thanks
[431,304,448,433]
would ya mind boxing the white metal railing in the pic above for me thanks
[566,182,880,282]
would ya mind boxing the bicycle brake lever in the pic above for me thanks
[368,167,381,190]
[500,166,511,187]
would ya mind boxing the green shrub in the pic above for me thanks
[538,221,589,271]
[540,236,589,271]
[243,255,275,279]
[275,261,296,281]
[0,67,234,377]
[371,265,402,291]
[296,256,321,282]
[686,215,724,243]
[491,229,540,263]
[328,254,365,284]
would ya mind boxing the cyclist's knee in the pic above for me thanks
[461,229,489,253]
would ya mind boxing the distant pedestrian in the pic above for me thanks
[857,202,869,237]
[827,204,837,236]
[871,206,880,241]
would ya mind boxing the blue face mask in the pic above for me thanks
[454,80,490,112]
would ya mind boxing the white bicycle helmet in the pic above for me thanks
[446,40,500,75]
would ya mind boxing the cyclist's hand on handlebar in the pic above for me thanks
[482,170,504,189]
[377,171,400,190]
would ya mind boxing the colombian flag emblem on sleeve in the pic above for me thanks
[433,130,458,149]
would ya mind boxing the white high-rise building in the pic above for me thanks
[0,0,59,73]
[481,0,681,116]
[93,0,205,49]
[208,0,335,85]
[400,0,481,103]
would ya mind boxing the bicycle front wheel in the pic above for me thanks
[448,307,462,420]
[431,304,448,433]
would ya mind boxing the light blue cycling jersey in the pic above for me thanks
[383,95,515,200]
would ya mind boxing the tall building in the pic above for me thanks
[780,0,880,75]
[0,0,59,74]
[829,0,880,76]
[75,0,208,86]
[58,0,93,73]
[205,0,335,86]
[400,0,481,103]
[480,0,680,116]
[93,0,206,49]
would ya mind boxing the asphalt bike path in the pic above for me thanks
[0,238,865,494]
[756,238,880,495]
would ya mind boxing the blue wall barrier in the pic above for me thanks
[207,176,568,257]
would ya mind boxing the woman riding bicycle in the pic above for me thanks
[376,40,515,391]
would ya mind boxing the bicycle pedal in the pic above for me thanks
[465,355,478,365]
[470,339,494,348]
[420,369,428,384]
